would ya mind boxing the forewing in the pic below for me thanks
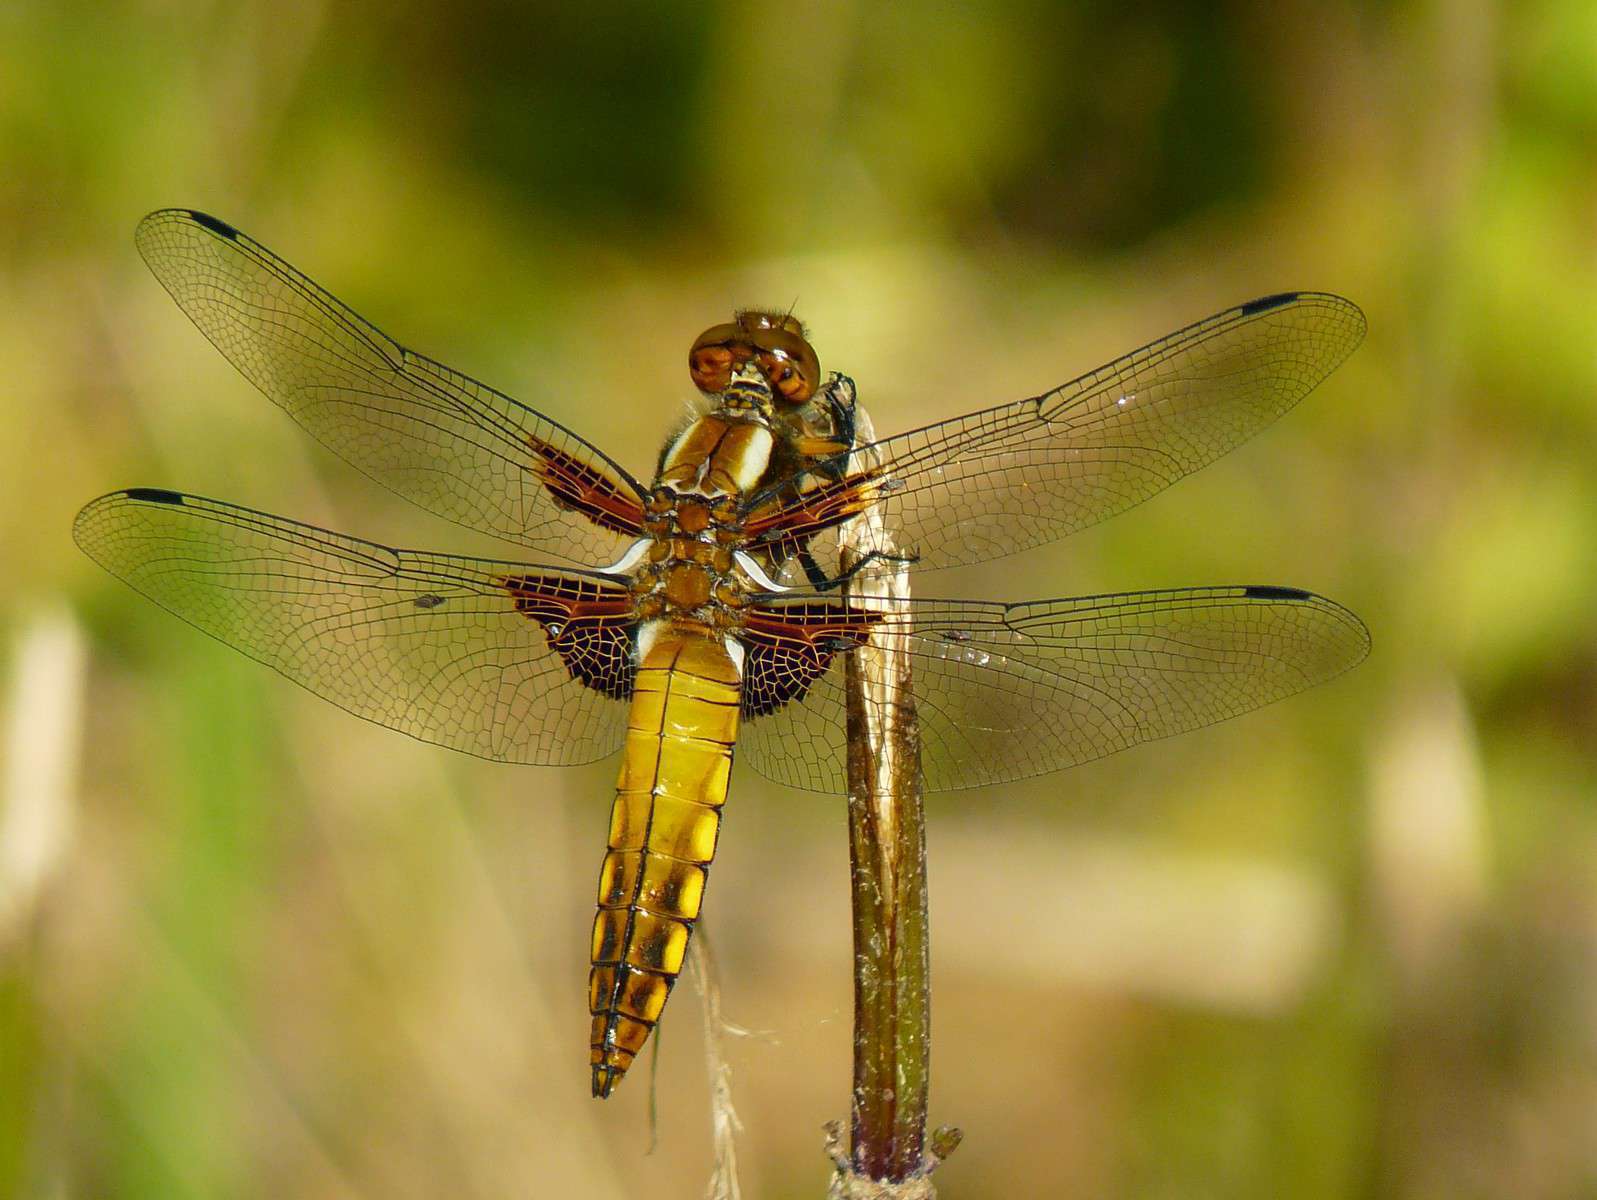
[746,293,1364,573]
[135,209,648,562]
[739,585,1368,793]
[74,489,637,765]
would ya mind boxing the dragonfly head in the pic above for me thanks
[688,310,821,409]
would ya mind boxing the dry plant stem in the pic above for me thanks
[842,576,927,1180]
[829,404,953,1193]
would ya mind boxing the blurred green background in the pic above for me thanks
[4,1,1596,1196]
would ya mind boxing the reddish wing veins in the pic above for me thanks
[504,571,638,699]
[740,599,882,717]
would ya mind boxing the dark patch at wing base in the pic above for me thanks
[503,573,638,699]
[741,471,884,561]
[526,434,648,538]
[740,600,880,717]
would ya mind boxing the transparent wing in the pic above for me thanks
[135,209,648,563]
[739,585,1369,793]
[74,488,638,765]
[747,293,1365,574]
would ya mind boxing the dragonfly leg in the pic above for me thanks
[798,548,831,589]
[808,548,919,593]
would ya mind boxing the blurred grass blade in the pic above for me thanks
[1,607,86,948]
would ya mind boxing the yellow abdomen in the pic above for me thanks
[589,626,741,1097]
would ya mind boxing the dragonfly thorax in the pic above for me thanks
[655,401,777,502]
[632,468,756,619]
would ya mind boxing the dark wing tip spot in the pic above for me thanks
[1239,292,1299,316]
[123,487,186,505]
[184,210,240,240]
[1244,584,1311,601]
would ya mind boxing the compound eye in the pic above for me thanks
[689,344,734,393]
[689,321,753,394]
[757,351,814,405]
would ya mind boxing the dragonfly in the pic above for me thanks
[75,210,1369,1099]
